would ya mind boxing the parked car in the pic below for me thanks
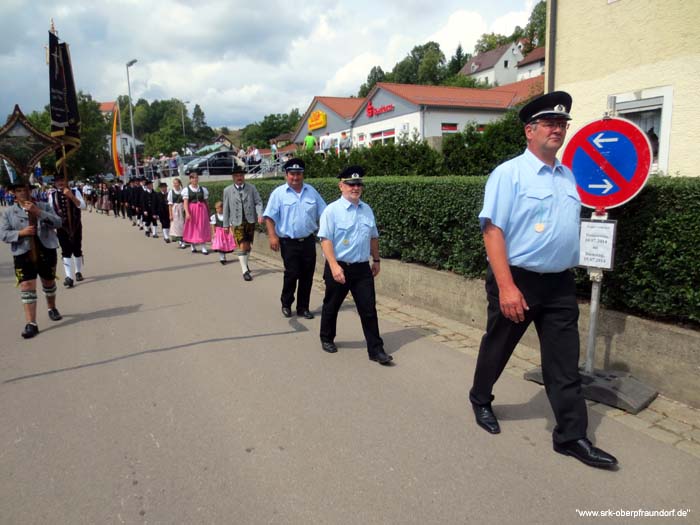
[184,150,242,176]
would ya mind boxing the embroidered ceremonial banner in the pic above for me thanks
[49,31,81,170]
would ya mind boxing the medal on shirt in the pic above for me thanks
[342,239,349,245]
[534,201,545,233]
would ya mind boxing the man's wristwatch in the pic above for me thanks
[373,259,380,263]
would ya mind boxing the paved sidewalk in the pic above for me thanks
[256,246,700,460]
[1,211,698,524]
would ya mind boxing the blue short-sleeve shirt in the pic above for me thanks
[263,183,326,238]
[318,197,379,263]
[479,149,581,273]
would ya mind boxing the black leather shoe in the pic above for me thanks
[48,308,62,321]
[321,341,338,353]
[243,271,253,281]
[554,438,618,469]
[63,277,74,288]
[472,403,501,434]
[369,350,393,365]
[21,323,39,339]
[75,272,84,282]
[297,309,314,319]
[281,306,292,318]
[219,260,226,266]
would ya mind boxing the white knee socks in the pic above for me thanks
[238,253,249,274]
[63,257,73,279]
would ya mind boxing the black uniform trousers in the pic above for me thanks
[469,265,587,445]
[320,261,384,356]
[279,235,316,311]
[57,226,83,258]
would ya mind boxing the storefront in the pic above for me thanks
[293,77,544,151]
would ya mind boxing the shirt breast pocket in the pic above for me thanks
[357,216,374,244]
[524,188,553,222]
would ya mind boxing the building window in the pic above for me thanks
[441,123,458,133]
[504,60,509,68]
[370,129,395,145]
[612,86,672,171]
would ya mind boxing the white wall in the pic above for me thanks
[517,63,545,81]
[423,109,505,137]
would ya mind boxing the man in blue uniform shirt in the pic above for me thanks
[264,158,326,319]
[317,166,392,366]
[469,91,618,469]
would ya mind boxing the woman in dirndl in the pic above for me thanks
[210,201,236,265]
[182,173,211,254]
[168,177,186,248]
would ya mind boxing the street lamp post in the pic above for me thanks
[126,59,138,182]
[181,100,190,139]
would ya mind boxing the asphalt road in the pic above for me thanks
[1,211,698,525]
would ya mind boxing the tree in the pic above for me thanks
[220,126,230,135]
[358,66,386,97]
[191,104,214,143]
[447,44,470,76]
[473,32,510,54]
[524,0,547,52]
[417,46,446,85]
[240,109,302,147]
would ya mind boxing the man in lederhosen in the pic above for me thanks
[49,177,86,288]
[0,181,63,338]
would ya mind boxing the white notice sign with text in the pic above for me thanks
[579,219,617,270]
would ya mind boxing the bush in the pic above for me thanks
[201,158,700,326]
[292,137,444,178]
[442,110,526,177]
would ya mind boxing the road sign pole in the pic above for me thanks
[584,210,607,374]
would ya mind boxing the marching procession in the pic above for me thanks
[1,157,395,365]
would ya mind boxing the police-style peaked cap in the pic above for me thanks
[519,91,572,124]
[283,158,305,172]
[338,165,365,184]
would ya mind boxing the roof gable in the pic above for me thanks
[460,43,513,75]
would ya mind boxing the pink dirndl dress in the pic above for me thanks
[210,213,236,253]
[182,185,211,244]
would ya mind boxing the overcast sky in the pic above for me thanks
[1,0,534,129]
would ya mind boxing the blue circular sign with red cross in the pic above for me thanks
[562,117,652,209]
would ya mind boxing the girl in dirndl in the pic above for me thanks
[100,183,112,214]
[182,173,211,254]
[168,177,186,248]
[210,201,236,265]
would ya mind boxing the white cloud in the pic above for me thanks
[429,10,489,58]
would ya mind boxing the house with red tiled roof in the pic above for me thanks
[348,82,519,149]
[459,42,525,86]
[290,96,365,147]
[516,47,545,81]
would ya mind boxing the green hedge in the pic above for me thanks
[203,176,700,325]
